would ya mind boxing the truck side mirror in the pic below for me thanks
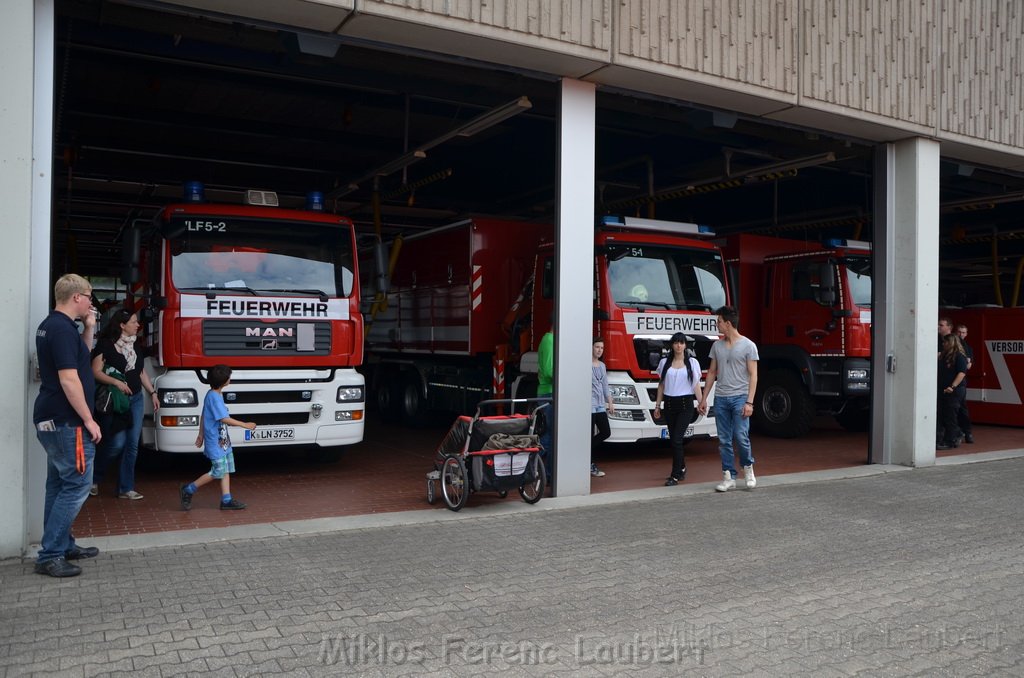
[120,227,143,285]
[817,262,836,306]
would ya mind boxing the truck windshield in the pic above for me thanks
[844,257,872,307]
[607,245,727,311]
[168,219,355,297]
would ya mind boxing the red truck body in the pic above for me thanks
[129,196,366,455]
[940,307,1024,426]
[366,216,728,442]
[720,233,873,437]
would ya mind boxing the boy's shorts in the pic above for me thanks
[209,452,236,479]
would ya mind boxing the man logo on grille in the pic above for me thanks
[262,339,278,350]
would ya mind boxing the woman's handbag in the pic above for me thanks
[99,366,131,415]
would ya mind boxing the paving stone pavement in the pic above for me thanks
[2,458,1023,677]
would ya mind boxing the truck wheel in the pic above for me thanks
[754,369,814,439]
[834,403,870,432]
[401,374,430,426]
[375,376,401,423]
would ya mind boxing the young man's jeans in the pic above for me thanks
[36,425,95,562]
[715,394,754,477]
[95,390,143,494]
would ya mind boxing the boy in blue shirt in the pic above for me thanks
[179,364,256,510]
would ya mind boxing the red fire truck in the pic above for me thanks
[720,234,873,438]
[940,306,1024,427]
[364,216,728,443]
[123,184,366,457]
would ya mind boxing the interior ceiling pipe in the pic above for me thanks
[992,236,1004,307]
[327,97,530,202]
[941,191,1024,213]
[381,168,453,201]
[605,152,835,210]
[327,150,427,201]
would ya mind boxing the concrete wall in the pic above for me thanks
[166,1,1024,163]
[328,0,1024,167]
[1,0,38,557]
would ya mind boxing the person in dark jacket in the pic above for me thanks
[936,334,968,450]
[955,324,975,443]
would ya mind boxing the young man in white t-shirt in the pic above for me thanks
[698,306,759,492]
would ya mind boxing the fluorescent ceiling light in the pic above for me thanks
[416,97,532,153]
[743,152,836,179]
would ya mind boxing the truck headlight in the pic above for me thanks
[337,386,364,402]
[846,369,869,380]
[160,415,199,427]
[609,384,640,406]
[160,389,197,407]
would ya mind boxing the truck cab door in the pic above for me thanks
[775,259,844,355]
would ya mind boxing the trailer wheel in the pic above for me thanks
[401,374,430,426]
[519,456,546,504]
[753,369,815,439]
[375,375,401,423]
[441,456,469,511]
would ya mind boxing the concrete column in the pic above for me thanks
[869,138,941,466]
[0,0,49,558]
[552,78,595,496]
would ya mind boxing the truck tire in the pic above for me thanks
[834,402,870,432]
[401,373,430,426]
[754,369,815,439]
[375,372,401,423]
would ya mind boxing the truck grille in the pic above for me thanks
[223,390,313,405]
[246,412,309,426]
[203,320,331,356]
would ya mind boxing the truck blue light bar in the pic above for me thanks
[824,238,871,250]
[601,216,715,237]
[184,181,205,203]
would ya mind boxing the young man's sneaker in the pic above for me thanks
[715,471,736,492]
[590,464,606,477]
[89,484,98,497]
[118,490,144,500]
[743,465,756,489]
[220,499,247,510]
[179,483,193,511]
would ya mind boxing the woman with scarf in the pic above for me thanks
[90,309,159,499]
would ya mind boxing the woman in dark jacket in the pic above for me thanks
[936,333,968,450]
[90,309,160,498]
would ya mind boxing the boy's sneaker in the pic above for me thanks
[590,464,606,477]
[89,484,98,497]
[118,490,144,500]
[220,499,247,510]
[715,471,736,492]
[743,465,757,489]
[179,483,193,511]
